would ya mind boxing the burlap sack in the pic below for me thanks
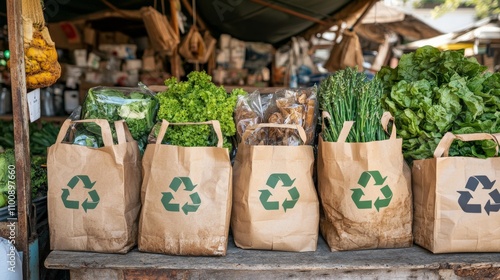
[317,112,413,251]
[413,132,500,253]
[48,119,141,253]
[232,123,319,252]
[138,120,232,256]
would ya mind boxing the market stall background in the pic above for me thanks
[1,1,499,279]
[0,0,370,45]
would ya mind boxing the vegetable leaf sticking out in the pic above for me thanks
[156,71,246,148]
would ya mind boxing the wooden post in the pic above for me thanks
[7,0,33,279]
[170,0,181,79]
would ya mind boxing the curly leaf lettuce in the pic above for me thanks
[155,71,246,148]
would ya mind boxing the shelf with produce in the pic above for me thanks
[0,114,69,124]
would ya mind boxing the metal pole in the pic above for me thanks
[6,0,33,279]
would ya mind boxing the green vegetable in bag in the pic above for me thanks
[319,67,386,143]
[378,46,500,161]
[81,85,159,153]
[155,71,246,148]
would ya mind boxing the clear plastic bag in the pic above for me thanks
[234,87,318,146]
[81,83,159,153]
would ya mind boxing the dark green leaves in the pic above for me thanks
[377,45,500,160]
[81,86,159,153]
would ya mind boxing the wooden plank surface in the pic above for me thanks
[45,236,500,278]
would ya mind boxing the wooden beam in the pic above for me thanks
[302,0,378,40]
[99,0,141,19]
[250,0,329,26]
[7,0,33,279]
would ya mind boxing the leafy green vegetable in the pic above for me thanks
[81,86,159,152]
[0,149,15,193]
[30,121,60,156]
[377,45,500,161]
[155,71,246,148]
[0,150,48,208]
[0,149,14,208]
[73,134,99,148]
[0,120,59,156]
[319,67,386,143]
[31,155,48,199]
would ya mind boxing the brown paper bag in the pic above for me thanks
[47,119,142,253]
[141,6,180,54]
[323,29,364,72]
[232,123,319,252]
[413,132,500,253]
[138,120,232,256]
[317,112,413,251]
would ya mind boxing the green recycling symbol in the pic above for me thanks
[161,177,201,215]
[351,171,393,212]
[61,175,100,212]
[259,173,300,212]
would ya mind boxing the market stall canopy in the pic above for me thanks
[0,0,377,46]
[357,2,442,44]
[196,0,374,44]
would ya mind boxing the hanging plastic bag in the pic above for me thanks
[20,0,61,89]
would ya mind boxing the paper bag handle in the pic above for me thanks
[324,111,396,143]
[114,120,135,143]
[321,111,331,132]
[156,119,224,148]
[242,123,307,144]
[381,111,397,140]
[336,121,354,143]
[434,132,499,158]
[493,133,500,146]
[56,119,115,147]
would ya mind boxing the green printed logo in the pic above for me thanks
[351,171,392,212]
[61,175,100,212]
[259,173,300,212]
[161,177,201,215]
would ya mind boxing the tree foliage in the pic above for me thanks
[429,0,500,19]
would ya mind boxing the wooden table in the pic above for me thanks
[45,236,500,279]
